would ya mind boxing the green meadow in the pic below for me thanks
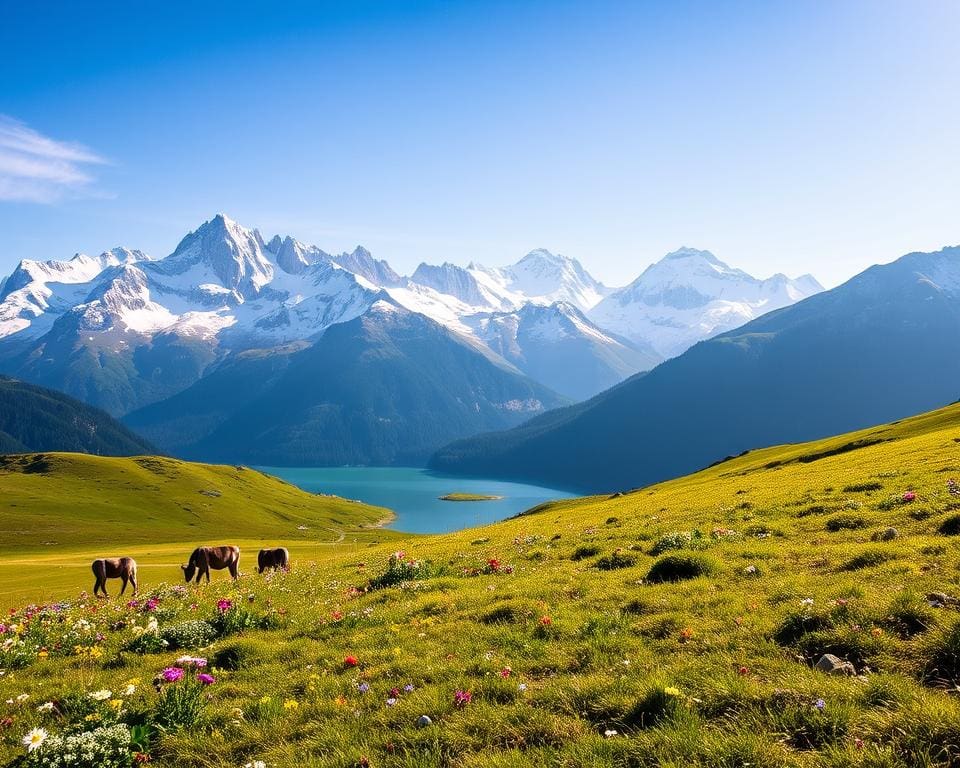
[3,404,960,766]
[0,453,398,605]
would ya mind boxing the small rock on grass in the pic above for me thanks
[927,592,959,607]
[814,653,856,675]
[871,527,899,542]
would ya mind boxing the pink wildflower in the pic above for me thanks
[161,667,184,683]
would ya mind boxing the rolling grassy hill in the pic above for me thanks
[0,452,394,554]
[3,405,960,766]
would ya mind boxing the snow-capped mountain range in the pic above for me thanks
[0,213,821,416]
[589,247,823,359]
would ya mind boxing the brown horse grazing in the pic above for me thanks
[257,547,289,573]
[92,557,138,598]
[181,546,240,583]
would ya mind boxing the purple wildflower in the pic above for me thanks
[161,667,184,683]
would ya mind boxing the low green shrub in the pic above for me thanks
[570,544,600,561]
[770,700,851,749]
[938,514,960,536]
[649,530,706,555]
[825,514,867,532]
[480,602,534,625]
[646,554,717,583]
[594,551,636,571]
[210,605,276,637]
[840,548,898,571]
[367,552,434,590]
[160,620,217,650]
[211,638,264,671]
[624,685,685,729]
[880,593,935,639]
[921,621,960,686]
[843,481,883,493]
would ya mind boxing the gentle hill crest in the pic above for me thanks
[0,452,392,552]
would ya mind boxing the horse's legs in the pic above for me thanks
[131,572,138,595]
[229,562,238,580]
[120,576,128,596]
[93,578,101,597]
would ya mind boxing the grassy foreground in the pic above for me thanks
[3,404,960,766]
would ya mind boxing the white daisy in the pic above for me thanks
[22,727,47,752]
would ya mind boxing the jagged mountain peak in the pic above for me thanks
[661,246,721,263]
[515,248,568,266]
[269,235,329,275]
[499,248,607,312]
[589,247,824,359]
[160,213,274,298]
[410,262,491,307]
[510,248,595,278]
[331,245,402,288]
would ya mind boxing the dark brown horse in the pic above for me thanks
[181,545,240,583]
[92,557,138,597]
[257,547,289,573]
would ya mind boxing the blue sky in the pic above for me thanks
[1,0,958,287]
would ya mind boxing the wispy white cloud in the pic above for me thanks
[0,116,108,203]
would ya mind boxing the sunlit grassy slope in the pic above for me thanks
[3,404,960,766]
[0,453,393,551]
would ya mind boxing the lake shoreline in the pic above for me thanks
[256,466,575,534]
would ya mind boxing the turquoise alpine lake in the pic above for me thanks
[256,466,576,533]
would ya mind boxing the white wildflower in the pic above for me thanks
[88,689,112,701]
[22,727,47,752]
